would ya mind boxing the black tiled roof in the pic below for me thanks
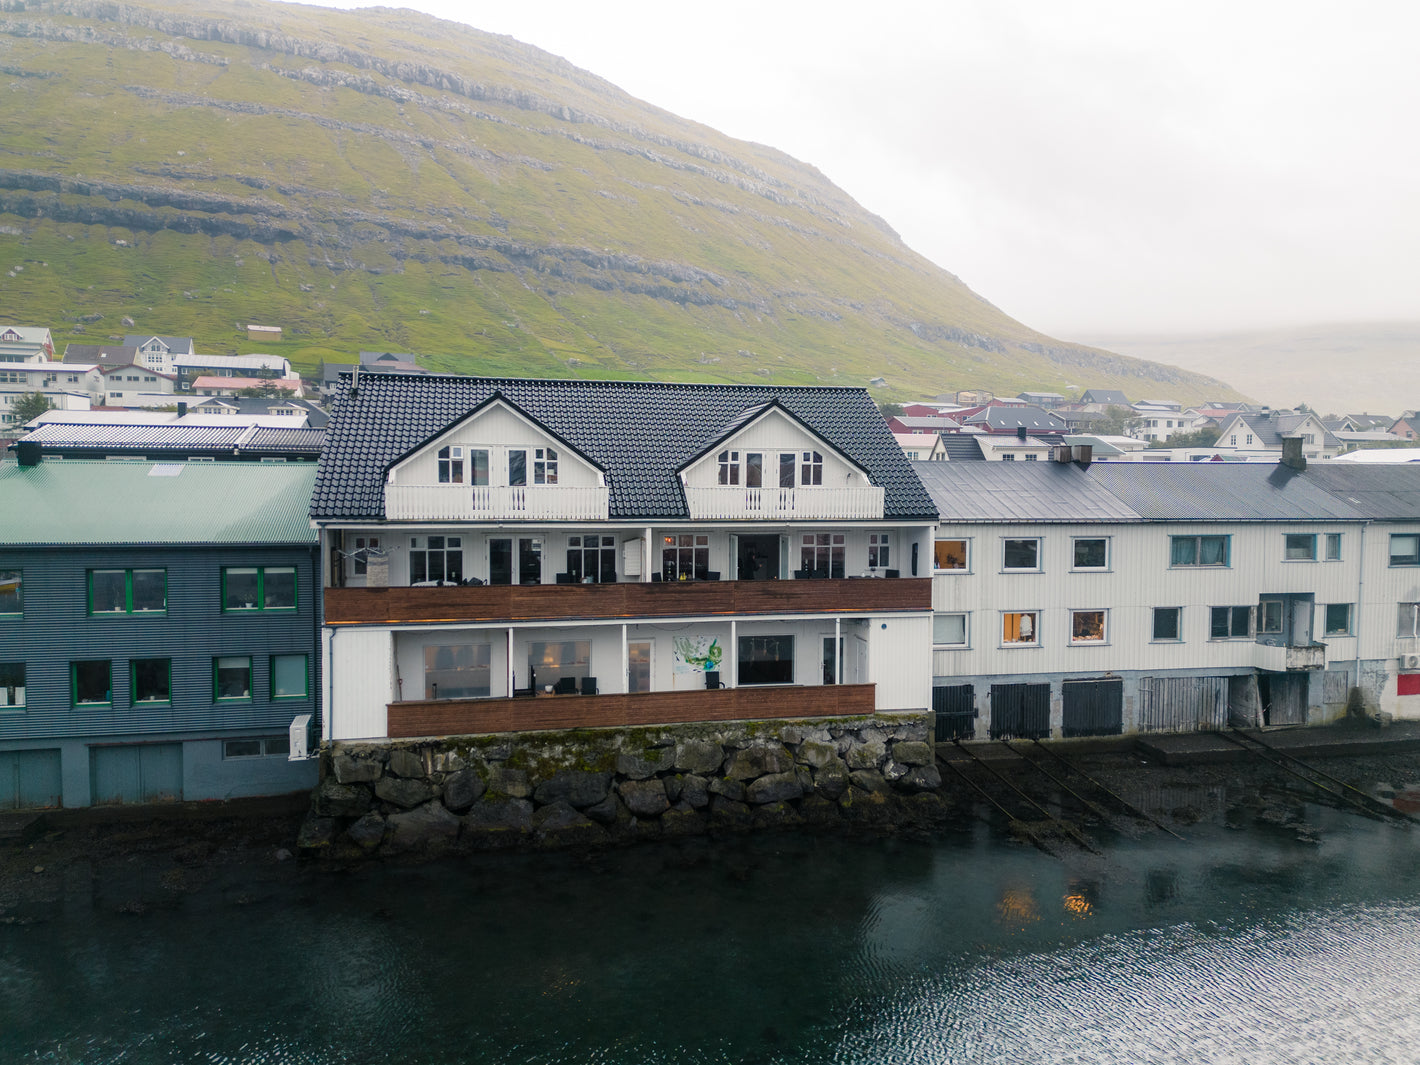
[312,374,938,522]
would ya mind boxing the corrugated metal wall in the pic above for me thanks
[989,682,1051,739]
[0,748,61,810]
[329,628,395,740]
[1139,675,1227,732]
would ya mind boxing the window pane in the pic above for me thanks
[508,450,527,486]
[262,568,296,609]
[1153,608,1180,641]
[216,656,252,699]
[1002,612,1037,643]
[265,735,291,757]
[1391,535,1420,566]
[74,660,111,704]
[746,453,763,488]
[933,614,966,645]
[737,634,794,685]
[1170,538,1197,566]
[527,640,591,692]
[131,569,166,612]
[224,739,262,758]
[0,662,25,708]
[423,645,490,700]
[1325,533,1342,560]
[470,449,490,486]
[778,453,795,488]
[1003,539,1038,569]
[133,659,170,702]
[1285,534,1315,560]
[1210,607,1230,638]
[225,568,259,610]
[1200,536,1229,566]
[1260,600,1283,633]
[1074,539,1107,568]
[1072,610,1105,641]
[934,540,967,570]
[1325,604,1351,636]
[272,655,308,699]
[0,569,20,613]
[1231,606,1251,636]
[91,570,127,613]
[1399,604,1419,638]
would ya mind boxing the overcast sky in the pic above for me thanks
[304,0,1418,339]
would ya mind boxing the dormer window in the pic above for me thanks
[718,450,740,485]
[801,451,823,486]
[534,447,558,485]
[437,446,464,484]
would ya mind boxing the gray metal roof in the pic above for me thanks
[1087,463,1366,521]
[0,460,318,545]
[938,434,986,461]
[1301,464,1420,520]
[14,423,325,456]
[913,460,1141,523]
[314,374,938,522]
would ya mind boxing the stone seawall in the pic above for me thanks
[298,713,944,856]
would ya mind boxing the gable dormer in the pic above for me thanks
[679,402,884,520]
[383,394,609,521]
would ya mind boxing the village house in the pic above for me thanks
[1213,409,1343,461]
[312,374,937,746]
[0,326,55,363]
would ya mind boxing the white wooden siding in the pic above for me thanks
[329,628,395,740]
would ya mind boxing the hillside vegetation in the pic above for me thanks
[0,0,1237,401]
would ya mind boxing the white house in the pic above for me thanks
[1213,410,1343,461]
[0,327,55,363]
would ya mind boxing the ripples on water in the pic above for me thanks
[4,803,1420,1064]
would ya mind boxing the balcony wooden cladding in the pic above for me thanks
[388,683,876,739]
[325,577,931,625]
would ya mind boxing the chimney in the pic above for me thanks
[1053,445,1072,463]
[15,440,41,468]
[1072,444,1093,466]
[1015,425,1028,441]
[1281,436,1306,470]
[177,401,187,417]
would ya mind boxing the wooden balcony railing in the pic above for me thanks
[325,577,932,625]
[684,485,884,520]
[384,483,609,521]
[388,683,877,738]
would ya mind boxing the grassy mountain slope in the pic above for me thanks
[0,0,1237,402]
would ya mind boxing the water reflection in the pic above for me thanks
[3,800,1420,1064]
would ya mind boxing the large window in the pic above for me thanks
[272,654,309,699]
[1002,539,1040,572]
[1390,535,1420,566]
[567,534,616,583]
[737,634,794,685]
[933,613,968,647]
[409,537,462,585]
[1072,538,1109,570]
[1071,609,1106,643]
[222,566,297,610]
[0,569,20,614]
[1152,607,1182,642]
[132,658,171,704]
[1171,535,1230,567]
[800,533,845,578]
[1398,603,1420,638]
[0,662,24,708]
[508,449,528,487]
[778,452,795,489]
[662,534,709,581]
[1284,534,1317,561]
[528,640,591,692]
[745,453,764,488]
[1325,604,1353,636]
[423,645,489,700]
[214,656,252,701]
[934,539,969,572]
[1002,611,1038,646]
[469,449,490,486]
[89,569,166,614]
[437,445,464,484]
[1210,606,1252,639]
[72,660,111,706]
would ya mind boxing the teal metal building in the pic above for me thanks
[0,456,320,808]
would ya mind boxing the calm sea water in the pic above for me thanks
[4,800,1420,1064]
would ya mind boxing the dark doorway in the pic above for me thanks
[518,538,542,585]
[489,538,512,585]
[737,534,779,581]
[1258,672,1309,726]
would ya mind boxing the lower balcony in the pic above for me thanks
[387,683,876,738]
[325,577,931,625]
[1256,642,1327,672]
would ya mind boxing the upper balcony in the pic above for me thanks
[683,485,884,521]
[384,483,609,522]
[325,576,932,626]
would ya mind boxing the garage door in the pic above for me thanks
[0,749,62,811]
[90,744,183,805]
[989,683,1051,740]
[1062,679,1123,737]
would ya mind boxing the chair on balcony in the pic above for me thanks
[884,568,900,579]
[555,572,573,584]
[703,571,720,581]
[705,670,723,690]
[580,676,598,696]
[553,676,577,695]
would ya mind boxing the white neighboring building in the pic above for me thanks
[1213,410,1343,461]
[0,362,100,424]
[99,364,177,406]
[122,335,195,376]
[0,327,55,363]
[892,432,947,461]
[174,353,298,390]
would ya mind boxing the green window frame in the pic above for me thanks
[72,660,112,706]
[0,569,21,615]
[87,568,166,615]
[221,567,297,612]
[271,654,308,700]
[214,655,253,701]
[131,658,172,705]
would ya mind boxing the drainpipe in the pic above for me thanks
[835,616,842,684]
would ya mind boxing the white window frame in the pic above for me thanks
[1283,533,1317,561]
[1002,538,1041,573]
[933,538,971,574]
[1001,610,1039,647]
[1069,608,1107,644]
[1151,606,1183,642]
[1071,537,1110,571]
[932,612,968,648]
